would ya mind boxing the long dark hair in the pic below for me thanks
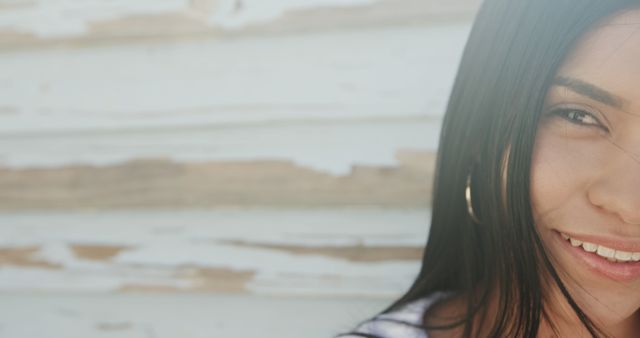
[341,0,636,337]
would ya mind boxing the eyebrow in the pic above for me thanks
[553,76,625,109]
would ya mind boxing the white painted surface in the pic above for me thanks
[0,0,386,38]
[0,7,471,334]
[0,23,469,173]
[212,0,380,29]
[0,24,467,129]
[0,293,389,338]
[0,118,441,175]
[0,208,430,296]
[0,0,188,38]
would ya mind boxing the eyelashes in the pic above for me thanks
[546,106,610,133]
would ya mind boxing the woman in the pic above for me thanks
[339,0,640,337]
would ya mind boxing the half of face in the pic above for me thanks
[530,7,640,332]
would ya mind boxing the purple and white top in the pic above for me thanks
[341,292,451,338]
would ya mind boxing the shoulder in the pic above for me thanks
[340,292,452,338]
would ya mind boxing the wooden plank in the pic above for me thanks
[0,5,466,307]
[0,208,429,296]
[0,24,468,134]
[0,0,480,48]
[0,149,436,210]
[0,293,390,338]
[0,23,466,178]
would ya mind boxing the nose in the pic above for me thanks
[587,152,640,225]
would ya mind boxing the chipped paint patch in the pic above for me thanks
[224,240,423,262]
[178,266,256,293]
[0,209,428,296]
[0,1,477,51]
[118,284,183,293]
[95,321,133,331]
[0,0,188,38]
[118,267,255,293]
[0,246,61,269]
[0,150,436,210]
[0,0,444,41]
[70,244,131,261]
[87,11,212,40]
[210,0,379,29]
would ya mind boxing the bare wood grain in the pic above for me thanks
[0,0,480,49]
[0,150,436,210]
[0,246,61,269]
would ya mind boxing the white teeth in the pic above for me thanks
[615,250,633,262]
[582,242,598,253]
[570,238,583,247]
[561,233,640,263]
[597,245,616,259]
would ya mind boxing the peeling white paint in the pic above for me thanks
[0,0,382,38]
[0,266,191,292]
[210,0,380,29]
[0,209,429,296]
[0,23,469,174]
[0,209,430,247]
[0,293,388,338]
[0,0,188,38]
[0,118,441,175]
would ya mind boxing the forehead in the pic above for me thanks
[557,8,640,112]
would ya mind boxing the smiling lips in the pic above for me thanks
[561,233,640,263]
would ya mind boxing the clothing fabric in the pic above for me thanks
[341,292,450,338]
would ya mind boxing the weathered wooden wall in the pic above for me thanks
[0,0,479,337]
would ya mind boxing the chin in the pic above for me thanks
[542,227,640,326]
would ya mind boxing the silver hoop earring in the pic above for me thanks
[466,173,481,224]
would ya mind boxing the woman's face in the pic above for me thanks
[531,8,640,330]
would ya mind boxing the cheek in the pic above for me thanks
[529,130,601,225]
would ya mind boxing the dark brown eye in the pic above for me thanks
[552,108,608,131]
